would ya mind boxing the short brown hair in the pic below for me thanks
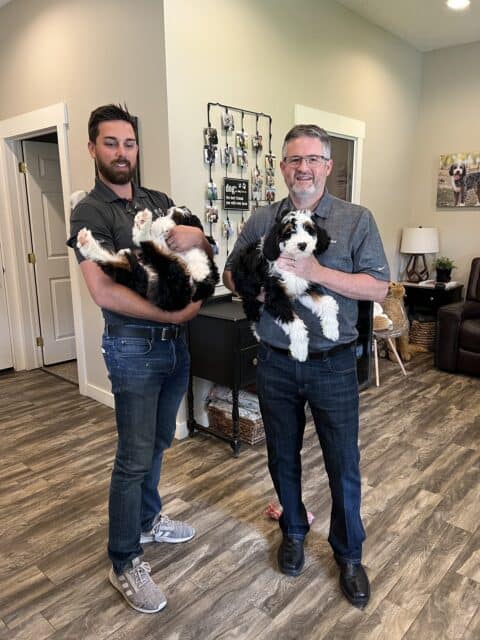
[88,104,137,143]
[282,124,331,158]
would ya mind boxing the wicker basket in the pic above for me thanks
[409,319,436,351]
[207,404,265,445]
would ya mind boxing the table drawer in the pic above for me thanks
[239,345,259,385]
[405,286,462,312]
[238,324,257,348]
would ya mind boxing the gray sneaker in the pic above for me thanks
[109,557,167,613]
[140,513,196,544]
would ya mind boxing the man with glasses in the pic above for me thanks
[223,124,389,608]
[68,104,212,614]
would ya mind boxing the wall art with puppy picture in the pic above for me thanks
[437,152,480,208]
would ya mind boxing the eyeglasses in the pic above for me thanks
[283,155,330,167]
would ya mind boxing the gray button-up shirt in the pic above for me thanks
[225,191,390,350]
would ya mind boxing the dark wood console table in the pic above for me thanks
[187,295,372,455]
[402,282,463,318]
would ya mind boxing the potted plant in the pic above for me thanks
[433,256,456,283]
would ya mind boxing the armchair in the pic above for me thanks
[436,258,480,375]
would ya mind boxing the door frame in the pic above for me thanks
[0,104,86,390]
[294,104,366,204]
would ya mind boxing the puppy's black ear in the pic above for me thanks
[449,164,454,176]
[275,208,289,222]
[262,224,281,261]
[315,227,331,255]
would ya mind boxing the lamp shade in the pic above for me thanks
[400,227,439,254]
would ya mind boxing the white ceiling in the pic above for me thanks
[1,0,479,52]
[337,0,480,51]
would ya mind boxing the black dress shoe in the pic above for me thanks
[278,536,305,576]
[335,558,370,608]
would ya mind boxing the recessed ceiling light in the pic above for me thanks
[446,0,470,10]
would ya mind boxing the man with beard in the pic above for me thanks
[68,104,211,614]
[223,124,389,609]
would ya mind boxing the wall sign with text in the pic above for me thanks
[223,178,249,211]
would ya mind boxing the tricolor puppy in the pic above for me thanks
[76,206,219,311]
[449,162,480,206]
[232,209,339,362]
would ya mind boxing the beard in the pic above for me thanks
[289,171,325,202]
[96,156,136,185]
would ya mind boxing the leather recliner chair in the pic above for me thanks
[436,257,480,376]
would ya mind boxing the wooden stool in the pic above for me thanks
[373,328,407,387]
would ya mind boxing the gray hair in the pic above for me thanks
[282,124,331,159]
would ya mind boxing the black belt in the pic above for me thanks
[264,340,355,361]
[106,324,183,341]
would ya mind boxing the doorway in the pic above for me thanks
[294,104,365,204]
[0,103,85,389]
[327,136,354,202]
[20,132,76,369]
[0,238,13,370]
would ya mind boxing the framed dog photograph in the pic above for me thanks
[437,152,480,208]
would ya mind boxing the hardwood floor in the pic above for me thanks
[0,355,479,639]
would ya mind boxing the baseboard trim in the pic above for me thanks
[84,382,114,408]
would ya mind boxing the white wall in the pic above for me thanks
[1,0,430,416]
[0,0,171,398]
[411,41,480,284]
[164,0,423,278]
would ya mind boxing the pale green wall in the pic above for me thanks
[410,41,480,284]
[1,0,431,402]
[0,0,170,391]
[164,0,423,278]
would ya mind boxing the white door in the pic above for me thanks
[22,141,76,365]
[0,254,13,370]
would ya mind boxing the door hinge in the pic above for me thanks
[36,336,44,347]
[27,252,36,264]
[18,161,28,174]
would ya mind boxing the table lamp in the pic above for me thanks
[400,227,439,283]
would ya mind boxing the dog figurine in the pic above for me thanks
[449,162,480,206]
[231,209,339,361]
[76,206,219,311]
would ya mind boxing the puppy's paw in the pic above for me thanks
[288,317,309,361]
[70,190,87,210]
[133,209,153,245]
[290,338,308,362]
[322,317,339,342]
[151,216,174,243]
[320,296,339,341]
[77,227,93,249]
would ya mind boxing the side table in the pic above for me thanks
[403,282,463,318]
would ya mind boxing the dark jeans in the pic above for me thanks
[256,342,365,562]
[102,327,190,574]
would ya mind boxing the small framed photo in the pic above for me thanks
[437,152,480,208]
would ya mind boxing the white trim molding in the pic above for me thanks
[0,103,87,397]
[294,105,366,204]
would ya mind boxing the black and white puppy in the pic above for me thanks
[449,162,480,206]
[232,209,339,361]
[76,206,219,311]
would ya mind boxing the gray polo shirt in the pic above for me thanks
[225,191,390,350]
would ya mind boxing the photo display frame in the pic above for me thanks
[437,151,480,208]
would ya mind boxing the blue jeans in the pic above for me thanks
[102,327,190,574]
[256,342,365,562]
